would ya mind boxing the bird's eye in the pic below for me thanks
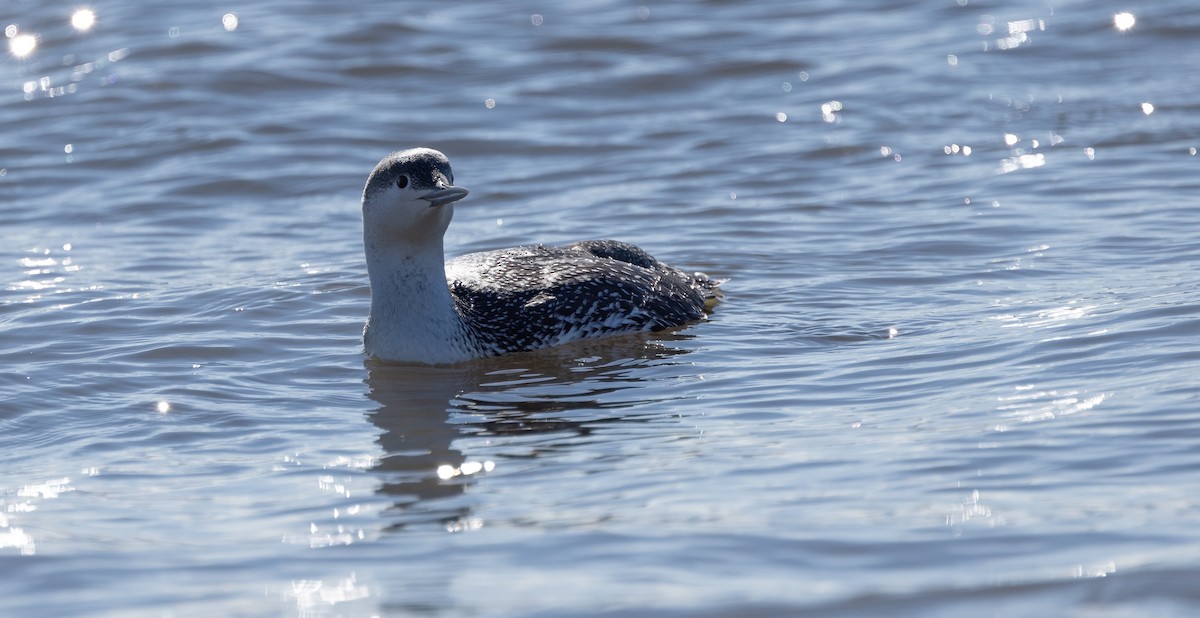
[396,175,409,189]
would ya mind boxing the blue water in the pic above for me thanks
[4,1,1200,615]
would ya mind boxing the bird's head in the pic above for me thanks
[361,148,469,246]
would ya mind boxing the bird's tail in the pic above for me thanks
[691,271,727,312]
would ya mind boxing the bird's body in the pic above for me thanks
[361,148,721,364]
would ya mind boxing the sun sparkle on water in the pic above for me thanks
[1114,12,1136,31]
[8,33,37,58]
[71,9,97,32]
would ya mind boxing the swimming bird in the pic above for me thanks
[361,148,722,364]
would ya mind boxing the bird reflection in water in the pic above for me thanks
[363,331,696,532]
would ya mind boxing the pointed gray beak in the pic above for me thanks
[420,186,469,207]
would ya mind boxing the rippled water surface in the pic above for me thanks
[4,1,1200,615]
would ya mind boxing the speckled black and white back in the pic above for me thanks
[445,239,721,357]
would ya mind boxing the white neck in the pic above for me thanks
[363,236,473,364]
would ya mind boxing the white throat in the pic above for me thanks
[362,234,474,364]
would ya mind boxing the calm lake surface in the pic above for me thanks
[4,0,1200,615]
